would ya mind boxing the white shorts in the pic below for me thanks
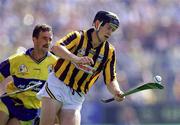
[37,72,85,110]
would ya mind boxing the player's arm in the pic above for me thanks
[106,80,124,102]
[0,59,11,83]
[51,31,93,65]
[103,50,124,102]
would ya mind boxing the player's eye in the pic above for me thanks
[43,36,52,41]
[49,37,52,41]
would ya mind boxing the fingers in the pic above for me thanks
[78,56,94,65]
[114,91,125,102]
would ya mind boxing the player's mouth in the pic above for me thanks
[43,44,49,48]
[104,35,109,39]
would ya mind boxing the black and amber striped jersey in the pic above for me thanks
[0,48,58,109]
[54,28,117,94]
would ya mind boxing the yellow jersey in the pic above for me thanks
[0,48,58,109]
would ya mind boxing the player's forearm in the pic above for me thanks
[107,80,125,101]
[51,45,94,65]
[51,45,77,62]
[106,80,122,96]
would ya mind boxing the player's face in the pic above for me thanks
[98,23,116,42]
[35,31,53,53]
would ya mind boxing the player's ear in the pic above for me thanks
[32,37,37,44]
[94,20,99,29]
[93,20,102,31]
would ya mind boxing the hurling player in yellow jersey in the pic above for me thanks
[37,11,125,125]
[0,24,57,125]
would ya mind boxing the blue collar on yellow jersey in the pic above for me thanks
[25,48,50,64]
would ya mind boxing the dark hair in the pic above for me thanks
[93,11,119,29]
[32,24,52,38]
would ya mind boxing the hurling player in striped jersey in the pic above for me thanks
[37,11,125,125]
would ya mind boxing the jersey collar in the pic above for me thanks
[87,28,105,49]
[25,48,50,63]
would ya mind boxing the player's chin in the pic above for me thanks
[103,37,109,41]
[42,47,49,53]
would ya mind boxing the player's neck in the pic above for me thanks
[91,31,103,48]
[31,49,46,61]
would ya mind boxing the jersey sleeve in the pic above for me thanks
[103,49,117,85]
[0,59,11,82]
[55,31,82,51]
[0,53,21,83]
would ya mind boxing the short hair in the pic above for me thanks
[32,24,52,38]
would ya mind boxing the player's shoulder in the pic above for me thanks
[9,46,26,59]
[67,30,84,43]
[70,30,83,39]
[9,51,26,60]
[66,30,78,37]
[7,52,26,65]
[47,52,58,61]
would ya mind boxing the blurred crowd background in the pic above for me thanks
[0,0,179,125]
